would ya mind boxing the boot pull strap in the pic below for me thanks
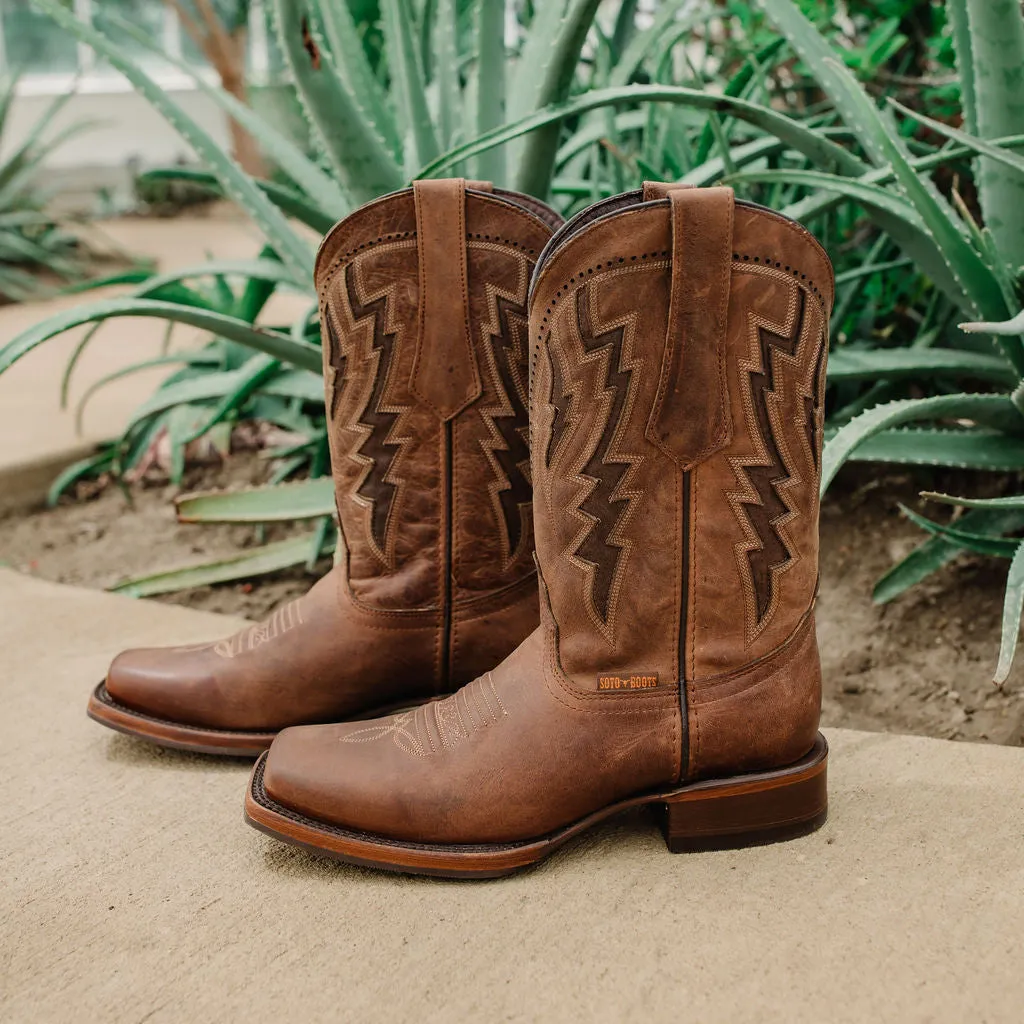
[645,184,734,469]
[410,178,485,420]
[641,180,693,201]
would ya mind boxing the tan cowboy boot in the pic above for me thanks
[245,182,833,874]
[88,180,562,755]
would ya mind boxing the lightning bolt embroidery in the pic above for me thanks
[479,284,532,565]
[342,262,409,564]
[564,285,643,629]
[730,284,809,632]
[324,310,347,419]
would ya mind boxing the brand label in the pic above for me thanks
[596,673,660,691]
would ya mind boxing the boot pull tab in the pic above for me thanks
[410,178,485,420]
[645,184,734,469]
[641,180,694,201]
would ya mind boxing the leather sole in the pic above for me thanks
[243,734,828,878]
[87,682,453,759]
[88,682,277,757]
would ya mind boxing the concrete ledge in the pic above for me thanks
[1,568,1021,1023]
[0,444,98,514]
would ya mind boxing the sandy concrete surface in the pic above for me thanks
[1,567,1022,1024]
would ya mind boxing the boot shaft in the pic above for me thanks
[315,181,560,612]
[529,184,832,695]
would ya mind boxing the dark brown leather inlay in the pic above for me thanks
[737,287,807,624]
[343,262,403,558]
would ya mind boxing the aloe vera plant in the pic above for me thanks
[13,0,1020,628]
[0,75,106,302]
[741,0,1024,683]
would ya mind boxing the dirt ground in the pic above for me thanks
[2,459,1022,747]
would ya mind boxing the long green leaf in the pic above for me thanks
[832,426,1024,472]
[0,297,322,375]
[827,347,1015,385]
[899,504,1020,558]
[873,506,1024,604]
[959,0,1024,271]
[419,84,866,182]
[473,0,507,183]
[314,0,402,161]
[46,448,116,507]
[510,0,604,196]
[74,352,219,433]
[137,168,338,235]
[920,491,1024,510]
[110,534,323,597]
[756,0,1012,345]
[30,0,315,282]
[134,259,306,299]
[727,167,927,232]
[821,394,1024,492]
[995,539,1024,683]
[181,353,281,444]
[381,0,440,175]
[433,0,462,152]
[101,10,350,218]
[271,0,403,203]
[121,368,321,434]
[176,477,335,523]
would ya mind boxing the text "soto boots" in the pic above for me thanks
[244,182,834,876]
[88,180,562,755]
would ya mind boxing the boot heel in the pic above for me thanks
[659,734,828,853]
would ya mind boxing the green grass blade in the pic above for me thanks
[176,477,335,523]
[109,534,321,597]
[0,298,322,376]
[30,0,314,282]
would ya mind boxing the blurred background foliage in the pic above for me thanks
[7,0,1024,677]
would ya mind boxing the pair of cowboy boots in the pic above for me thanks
[89,179,832,878]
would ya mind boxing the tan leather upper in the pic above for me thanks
[261,184,834,840]
[531,185,832,778]
[105,181,560,731]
